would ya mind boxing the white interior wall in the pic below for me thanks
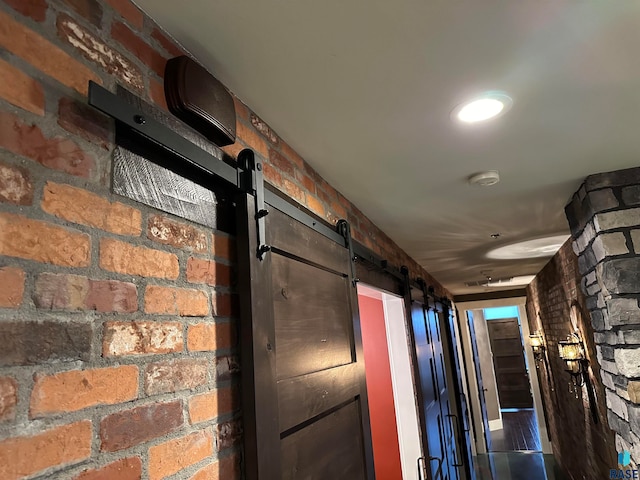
[455,297,553,455]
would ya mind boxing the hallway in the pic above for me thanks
[474,453,567,480]
[490,409,541,452]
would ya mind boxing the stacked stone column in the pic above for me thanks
[566,167,640,465]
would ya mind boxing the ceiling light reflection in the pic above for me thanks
[486,235,569,260]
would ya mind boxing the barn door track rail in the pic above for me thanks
[88,81,441,293]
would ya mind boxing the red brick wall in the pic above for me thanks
[526,239,615,479]
[0,0,448,478]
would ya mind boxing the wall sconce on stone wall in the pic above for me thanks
[557,330,599,423]
[558,332,587,396]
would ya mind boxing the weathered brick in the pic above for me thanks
[145,285,209,316]
[283,178,306,204]
[63,0,103,26]
[589,188,619,211]
[236,121,268,159]
[148,215,207,252]
[595,208,640,232]
[216,418,242,450]
[631,229,640,254]
[112,22,166,77]
[212,232,234,261]
[607,388,629,420]
[103,321,183,356]
[43,182,141,235]
[34,272,87,310]
[600,259,640,295]
[0,12,102,94]
[213,293,236,317]
[186,257,232,287]
[263,162,283,188]
[34,273,137,313]
[144,359,208,395]
[0,267,24,308]
[608,410,632,443]
[57,14,143,91]
[187,322,235,352]
[0,161,33,205]
[4,0,47,22]
[0,111,95,178]
[629,381,640,404]
[58,97,111,148]
[622,186,640,207]
[592,232,628,262]
[30,366,138,416]
[299,173,316,194]
[0,421,92,479]
[269,149,295,177]
[0,377,17,422]
[149,77,168,110]
[306,195,325,218]
[331,200,348,219]
[189,387,237,424]
[74,457,142,480]
[100,401,183,452]
[280,141,305,169]
[148,429,213,480]
[0,213,91,267]
[100,238,179,279]
[0,320,92,366]
[250,113,278,145]
[615,348,640,378]
[0,57,44,116]
[151,28,183,57]
[586,168,640,191]
[104,0,144,29]
[190,455,240,480]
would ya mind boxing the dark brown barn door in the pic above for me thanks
[237,190,375,480]
[486,318,533,409]
[408,288,463,480]
[439,305,475,480]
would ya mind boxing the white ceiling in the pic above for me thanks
[134,0,640,295]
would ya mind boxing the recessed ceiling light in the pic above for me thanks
[452,92,513,124]
[486,235,569,260]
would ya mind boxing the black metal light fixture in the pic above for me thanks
[529,331,545,361]
[558,332,588,398]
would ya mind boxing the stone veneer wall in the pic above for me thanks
[0,0,450,478]
[565,166,640,467]
[526,239,615,479]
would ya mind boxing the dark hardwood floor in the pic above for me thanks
[475,453,567,480]
[490,409,542,452]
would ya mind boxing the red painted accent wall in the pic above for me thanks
[359,294,403,480]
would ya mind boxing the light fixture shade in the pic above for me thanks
[529,332,544,348]
[558,333,585,361]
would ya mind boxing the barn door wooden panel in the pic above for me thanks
[237,191,375,480]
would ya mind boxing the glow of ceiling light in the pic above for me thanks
[453,92,513,124]
[486,235,569,260]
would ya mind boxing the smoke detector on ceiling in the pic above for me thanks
[468,170,500,187]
